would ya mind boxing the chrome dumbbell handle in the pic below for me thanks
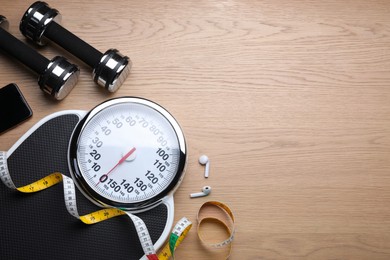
[20,1,131,92]
[0,15,79,100]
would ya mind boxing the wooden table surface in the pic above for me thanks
[2,1,390,259]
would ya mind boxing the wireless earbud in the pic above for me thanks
[190,186,211,198]
[199,155,210,178]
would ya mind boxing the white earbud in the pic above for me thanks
[190,186,211,198]
[199,155,210,178]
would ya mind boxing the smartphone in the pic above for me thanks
[0,83,33,134]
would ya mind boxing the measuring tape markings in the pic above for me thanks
[0,151,161,259]
[197,201,235,258]
[168,217,192,259]
[0,151,15,189]
[1,151,194,260]
[137,217,192,260]
[2,151,236,259]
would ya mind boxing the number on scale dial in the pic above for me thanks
[69,98,186,210]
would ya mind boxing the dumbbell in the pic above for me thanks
[20,1,131,93]
[0,15,79,100]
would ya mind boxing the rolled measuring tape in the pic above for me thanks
[197,201,235,259]
[0,151,192,259]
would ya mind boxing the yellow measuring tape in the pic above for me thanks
[1,152,235,259]
[197,201,235,259]
[9,171,126,223]
[0,151,191,260]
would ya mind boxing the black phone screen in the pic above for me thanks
[0,83,33,134]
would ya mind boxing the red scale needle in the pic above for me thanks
[96,147,136,186]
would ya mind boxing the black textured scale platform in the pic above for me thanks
[0,114,167,259]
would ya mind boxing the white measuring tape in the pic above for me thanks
[0,151,192,260]
[1,151,235,259]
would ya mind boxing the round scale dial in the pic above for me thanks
[68,97,186,210]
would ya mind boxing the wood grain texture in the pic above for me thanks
[1,0,390,259]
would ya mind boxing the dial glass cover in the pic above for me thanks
[69,98,186,208]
